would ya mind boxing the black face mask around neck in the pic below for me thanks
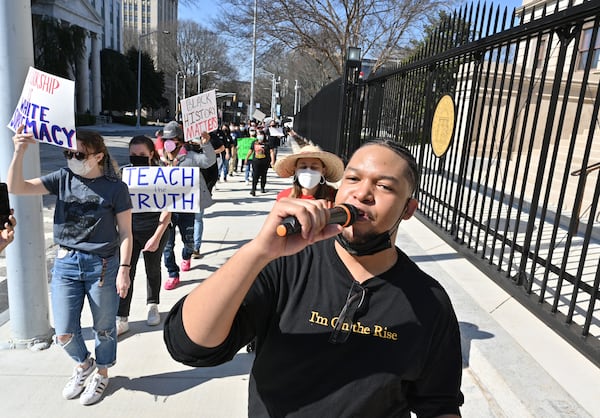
[335,198,411,256]
[336,231,393,256]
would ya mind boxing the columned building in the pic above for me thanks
[31,0,122,115]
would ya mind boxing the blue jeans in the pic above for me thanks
[193,208,205,252]
[245,160,252,182]
[163,212,195,278]
[51,249,119,368]
[220,157,229,180]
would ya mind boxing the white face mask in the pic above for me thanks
[67,158,93,176]
[296,168,322,189]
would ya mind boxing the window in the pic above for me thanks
[578,27,600,70]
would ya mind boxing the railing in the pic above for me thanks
[354,0,600,365]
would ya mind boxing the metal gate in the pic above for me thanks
[298,0,600,366]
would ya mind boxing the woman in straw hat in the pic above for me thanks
[273,145,344,204]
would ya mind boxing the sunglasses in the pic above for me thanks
[329,282,367,344]
[63,150,92,161]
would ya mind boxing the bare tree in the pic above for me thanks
[177,20,239,97]
[214,0,454,78]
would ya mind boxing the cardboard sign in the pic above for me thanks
[180,89,218,142]
[252,108,266,122]
[7,67,76,150]
[122,166,201,213]
[268,127,284,137]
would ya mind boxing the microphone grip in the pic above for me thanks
[277,216,301,237]
[276,204,358,237]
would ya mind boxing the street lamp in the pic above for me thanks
[175,70,183,121]
[294,79,301,115]
[198,67,218,94]
[258,69,278,119]
[136,29,170,128]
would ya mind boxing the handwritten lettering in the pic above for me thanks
[131,192,196,211]
[123,166,201,213]
[7,67,76,151]
[28,70,60,94]
[181,90,218,141]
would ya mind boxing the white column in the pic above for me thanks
[91,34,102,114]
[77,37,91,113]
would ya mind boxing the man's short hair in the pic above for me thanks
[360,139,419,194]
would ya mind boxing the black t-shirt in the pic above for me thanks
[164,238,463,417]
[249,140,271,164]
[132,212,161,235]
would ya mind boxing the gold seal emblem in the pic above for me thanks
[431,95,455,157]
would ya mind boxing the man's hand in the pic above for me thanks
[250,198,343,262]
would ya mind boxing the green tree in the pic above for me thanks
[125,48,167,110]
[100,49,136,111]
[32,15,87,78]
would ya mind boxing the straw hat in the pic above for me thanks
[274,145,345,182]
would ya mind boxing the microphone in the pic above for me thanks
[276,203,360,237]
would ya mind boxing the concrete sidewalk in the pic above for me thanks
[0,135,599,417]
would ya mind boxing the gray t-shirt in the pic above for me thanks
[41,168,132,258]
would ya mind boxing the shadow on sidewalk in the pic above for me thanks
[459,321,494,368]
[106,353,254,397]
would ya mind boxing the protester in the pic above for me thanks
[189,130,222,261]
[159,121,216,290]
[8,127,132,406]
[0,210,16,252]
[164,139,463,417]
[116,136,172,335]
[266,119,282,163]
[246,130,272,196]
[274,144,344,204]
[217,124,233,182]
[228,123,240,176]
[236,128,256,185]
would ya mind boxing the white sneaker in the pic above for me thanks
[116,316,129,336]
[62,358,96,399]
[245,180,249,185]
[147,303,160,326]
[79,372,109,405]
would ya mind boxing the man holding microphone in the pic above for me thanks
[164,140,463,417]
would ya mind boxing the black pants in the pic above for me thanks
[118,230,168,317]
[251,158,270,192]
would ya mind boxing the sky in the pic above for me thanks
[178,0,525,81]
[178,1,526,24]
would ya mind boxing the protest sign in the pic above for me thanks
[7,67,76,150]
[252,108,266,122]
[122,166,201,213]
[268,126,284,137]
[180,89,218,143]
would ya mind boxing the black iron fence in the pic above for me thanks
[296,0,600,366]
